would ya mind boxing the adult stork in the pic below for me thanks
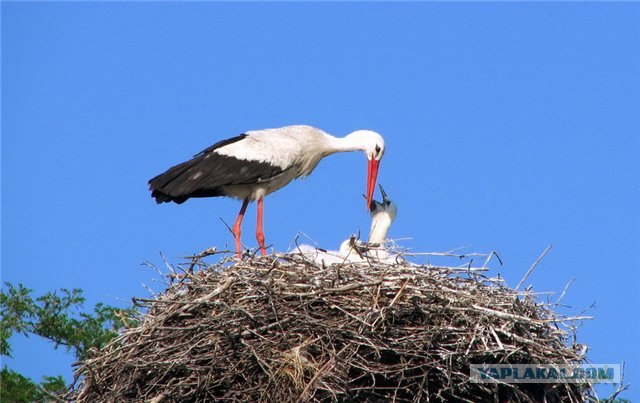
[148,125,386,257]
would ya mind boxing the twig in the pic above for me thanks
[553,278,576,307]
[515,245,552,291]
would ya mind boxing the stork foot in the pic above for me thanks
[232,199,249,259]
[233,233,243,258]
[256,233,267,256]
[256,197,267,256]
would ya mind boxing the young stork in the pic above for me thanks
[148,125,385,257]
[340,185,399,261]
[295,185,398,265]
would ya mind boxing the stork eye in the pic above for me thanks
[375,145,381,154]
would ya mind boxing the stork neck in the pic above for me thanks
[324,133,367,155]
[368,214,392,244]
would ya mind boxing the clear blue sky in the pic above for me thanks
[2,2,639,399]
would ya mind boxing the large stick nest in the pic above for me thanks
[70,251,591,402]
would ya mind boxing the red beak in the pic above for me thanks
[366,159,380,210]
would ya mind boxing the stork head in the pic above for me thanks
[368,184,397,244]
[344,130,385,209]
[369,185,397,220]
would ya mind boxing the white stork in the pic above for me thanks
[296,185,399,265]
[148,125,386,257]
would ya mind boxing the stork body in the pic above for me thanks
[149,125,385,257]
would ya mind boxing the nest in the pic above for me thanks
[70,250,592,402]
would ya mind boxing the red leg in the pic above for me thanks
[232,199,249,258]
[256,197,267,256]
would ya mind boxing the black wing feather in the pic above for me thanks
[193,134,247,157]
[148,134,285,204]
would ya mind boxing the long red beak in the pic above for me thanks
[366,159,380,210]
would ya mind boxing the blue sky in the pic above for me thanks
[2,2,639,399]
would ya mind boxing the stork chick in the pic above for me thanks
[296,185,398,265]
[339,185,398,260]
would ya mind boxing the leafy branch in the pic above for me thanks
[0,282,138,401]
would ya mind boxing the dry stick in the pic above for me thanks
[143,259,167,280]
[515,244,552,291]
[297,357,337,402]
[148,394,166,403]
[489,327,505,350]
[481,250,503,270]
[606,362,629,401]
[554,278,576,307]
[193,277,235,303]
[466,305,541,324]
[388,279,408,308]
[282,280,383,298]
[240,317,294,337]
[159,252,173,272]
[184,246,219,273]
